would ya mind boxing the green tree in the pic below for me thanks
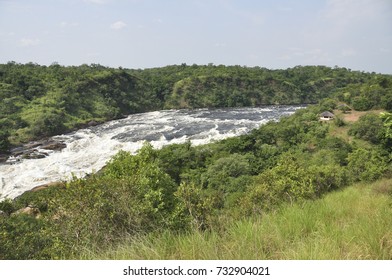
[174,182,214,230]
[0,129,10,153]
[203,153,251,192]
[348,113,384,144]
[347,148,387,182]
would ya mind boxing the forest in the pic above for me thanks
[0,62,392,259]
[1,62,391,152]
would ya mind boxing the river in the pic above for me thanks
[0,105,304,200]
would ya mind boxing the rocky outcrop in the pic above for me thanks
[1,119,104,163]
[40,141,67,151]
[4,140,67,163]
[75,119,103,129]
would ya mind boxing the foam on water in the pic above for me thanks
[0,106,304,200]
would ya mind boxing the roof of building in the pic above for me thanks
[320,111,335,118]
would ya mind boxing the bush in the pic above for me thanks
[348,114,384,144]
[28,109,66,138]
[0,215,54,259]
[352,96,372,111]
[241,155,316,215]
[0,129,10,153]
[347,148,387,182]
[319,98,337,112]
[0,199,15,215]
[203,153,251,191]
[174,182,215,230]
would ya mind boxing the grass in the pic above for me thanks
[334,109,385,123]
[330,109,385,148]
[81,179,392,260]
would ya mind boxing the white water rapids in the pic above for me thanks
[0,105,304,200]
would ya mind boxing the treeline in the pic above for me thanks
[1,62,392,152]
[1,103,391,259]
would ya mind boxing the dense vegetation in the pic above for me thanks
[86,179,392,260]
[1,62,391,152]
[1,103,392,259]
[1,62,392,259]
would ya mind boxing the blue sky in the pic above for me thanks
[1,0,391,73]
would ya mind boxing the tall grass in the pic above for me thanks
[82,179,392,260]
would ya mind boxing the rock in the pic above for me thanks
[7,140,66,163]
[87,120,100,127]
[0,154,9,163]
[24,142,43,149]
[22,150,48,159]
[76,120,102,129]
[12,206,41,218]
[40,141,66,151]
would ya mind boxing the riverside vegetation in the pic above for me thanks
[0,63,392,259]
[1,62,392,152]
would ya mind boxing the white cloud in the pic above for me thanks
[110,21,127,30]
[19,38,40,47]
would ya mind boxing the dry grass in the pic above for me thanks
[83,180,392,260]
[335,109,385,123]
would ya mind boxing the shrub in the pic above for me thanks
[203,153,251,191]
[0,129,10,153]
[241,155,316,215]
[348,114,384,144]
[0,215,54,259]
[174,182,215,230]
[352,96,372,111]
[347,148,387,182]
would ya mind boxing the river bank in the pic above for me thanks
[0,105,304,200]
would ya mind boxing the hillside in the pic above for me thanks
[1,101,391,259]
[1,63,392,152]
[86,179,392,260]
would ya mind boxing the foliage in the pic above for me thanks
[88,181,392,260]
[174,182,215,230]
[203,153,251,190]
[0,215,54,259]
[240,152,349,216]
[1,65,392,259]
[1,62,391,150]
[347,148,387,182]
[45,143,183,253]
[348,113,384,144]
[380,112,392,150]
[0,129,10,153]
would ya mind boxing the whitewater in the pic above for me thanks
[0,105,304,200]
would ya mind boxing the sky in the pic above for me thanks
[0,0,392,73]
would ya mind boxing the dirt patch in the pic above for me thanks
[336,109,385,123]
